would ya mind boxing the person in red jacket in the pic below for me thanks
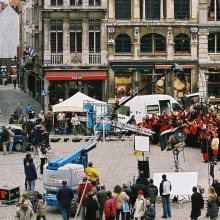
[104,191,116,220]
[77,176,93,220]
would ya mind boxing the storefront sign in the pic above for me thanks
[111,66,153,71]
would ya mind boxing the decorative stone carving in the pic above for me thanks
[167,27,173,44]
[134,27,140,43]
[71,54,82,63]
[191,27,198,42]
[108,27,115,44]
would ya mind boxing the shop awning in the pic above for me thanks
[155,65,195,69]
[46,71,107,81]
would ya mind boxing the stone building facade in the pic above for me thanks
[19,0,220,109]
[107,0,199,101]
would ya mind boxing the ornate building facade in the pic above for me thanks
[107,0,199,101]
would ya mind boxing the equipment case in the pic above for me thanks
[0,186,20,202]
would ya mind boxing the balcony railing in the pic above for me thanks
[51,54,63,65]
[89,53,101,65]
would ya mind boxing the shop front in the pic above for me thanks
[110,64,195,101]
[45,70,107,107]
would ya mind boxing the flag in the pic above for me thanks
[27,46,36,57]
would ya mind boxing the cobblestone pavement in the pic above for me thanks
[0,84,219,219]
[0,84,42,126]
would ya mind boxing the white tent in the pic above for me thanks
[52,92,107,113]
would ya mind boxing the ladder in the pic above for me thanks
[111,120,155,136]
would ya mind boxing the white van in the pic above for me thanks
[117,94,182,124]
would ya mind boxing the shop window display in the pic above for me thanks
[115,75,132,99]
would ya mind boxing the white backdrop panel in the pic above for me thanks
[134,135,150,152]
[153,172,198,196]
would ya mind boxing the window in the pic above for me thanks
[115,34,131,53]
[89,20,100,53]
[174,34,190,53]
[50,20,63,53]
[208,33,220,53]
[117,106,130,116]
[89,0,100,6]
[51,0,63,6]
[115,0,131,20]
[208,0,220,21]
[141,34,166,53]
[147,105,159,114]
[70,20,82,53]
[174,0,189,20]
[145,0,160,20]
[70,0,82,6]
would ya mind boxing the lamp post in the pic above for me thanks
[77,74,83,92]
[204,72,211,187]
[204,72,209,103]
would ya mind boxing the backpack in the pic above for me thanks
[26,106,31,114]
[104,198,116,218]
[1,129,9,142]
[34,199,47,216]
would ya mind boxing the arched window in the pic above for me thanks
[141,34,166,53]
[174,0,189,20]
[115,34,131,53]
[175,34,190,53]
[115,0,131,20]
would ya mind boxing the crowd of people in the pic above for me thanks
[126,105,220,162]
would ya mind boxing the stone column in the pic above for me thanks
[166,27,174,60]
[133,27,140,60]
[132,0,140,21]
[191,0,198,20]
[101,19,107,65]
[198,29,209,64]
[199,1,208,24]
[166,0,174,21]
[108,0,115,22]
[82,19,89,65]
[142,0,146,20]
[63,19,70,65]
[190,27,198,60]
[44,19,50,61]
[108,68,115,98]
[160,0,164,20]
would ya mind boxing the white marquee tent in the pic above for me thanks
[52,92,107,113]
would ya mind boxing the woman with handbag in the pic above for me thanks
[206,187,219,220]
[113,185,129,220]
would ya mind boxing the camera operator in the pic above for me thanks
[38,140,49,175]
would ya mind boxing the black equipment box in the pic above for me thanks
[0,186,20,202]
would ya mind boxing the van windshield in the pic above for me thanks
[117,106,130,116]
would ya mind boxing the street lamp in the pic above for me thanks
[77,74,83,92]
[204,72,212,187]
[204,72,209,103]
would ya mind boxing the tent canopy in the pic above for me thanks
[52,92,106,113]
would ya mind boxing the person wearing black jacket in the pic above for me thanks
[144,198,155,220]
[146,179,158,206]
[131,178,147,207]
[56,180,74,220]
[212,179,220,197]
[85,192,99,220]
[190,186,204,220]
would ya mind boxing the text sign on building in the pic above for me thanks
[44,60,51,64]
[41,90,47,96]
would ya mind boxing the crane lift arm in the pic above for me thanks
[47,132,102,170]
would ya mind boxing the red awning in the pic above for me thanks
[155,65,195,69]
[46,71,107,81]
